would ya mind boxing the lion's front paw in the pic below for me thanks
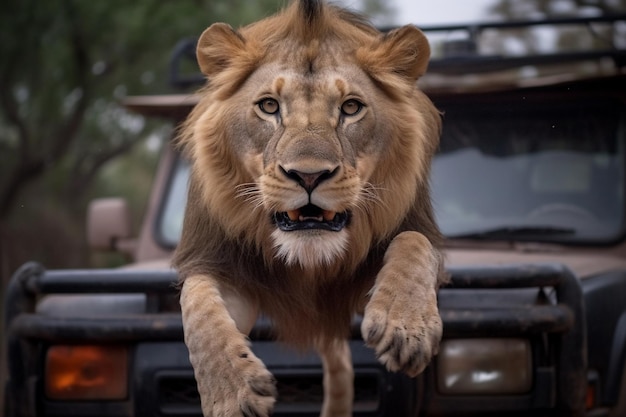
[236,355,276,417]
[198,348,277,417]
[361,285,442,378]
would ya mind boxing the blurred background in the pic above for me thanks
[0,0,626,282]
[1,0,625,296]
[1,0,625,413]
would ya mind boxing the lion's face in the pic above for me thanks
[239,63,386,267]
[181,3,441,271]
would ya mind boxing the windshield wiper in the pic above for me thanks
[449,226,576,240]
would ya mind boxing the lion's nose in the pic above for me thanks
[281,167,339,193]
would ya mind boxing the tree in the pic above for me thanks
[485,0,626,55]
[490,0,626,19]
[0,0,284,279]
[0,0,286,218]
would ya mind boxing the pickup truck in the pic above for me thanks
[4,16,626,417]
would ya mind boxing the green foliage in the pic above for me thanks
[0,0,284,277]
[0,0,288,213]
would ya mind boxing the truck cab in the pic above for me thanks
[4,15,626,417]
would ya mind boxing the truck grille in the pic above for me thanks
[157,370,381,416]
[158,375,201,409]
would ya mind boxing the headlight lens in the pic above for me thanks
[45,345,128,400]
[437,338,532,395]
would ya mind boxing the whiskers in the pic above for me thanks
[354,182,387,215]
[235,180,387,220]
[234,182,266,213]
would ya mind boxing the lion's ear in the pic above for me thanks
[196,23,247,76]
[358,25,431,83]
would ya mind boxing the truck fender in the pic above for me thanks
[605,311,626,405]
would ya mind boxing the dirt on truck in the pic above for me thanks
[4,16,626,417]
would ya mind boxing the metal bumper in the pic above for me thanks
[4,262,586,416]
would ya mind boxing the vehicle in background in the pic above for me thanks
[4,15,626,417]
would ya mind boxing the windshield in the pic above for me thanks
[432,96,625,243]
[157,96,625,247]
[158,158,189,247]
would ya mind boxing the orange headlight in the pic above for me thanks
[45,345,128,400]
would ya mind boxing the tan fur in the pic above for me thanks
[319,340,353,416]
[174,1,446,416]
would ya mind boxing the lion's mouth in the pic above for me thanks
[274,204,350,232]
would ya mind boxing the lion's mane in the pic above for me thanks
[173,0,444,348]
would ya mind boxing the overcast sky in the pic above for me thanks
[394,0,495,25]
[337,0,496,25]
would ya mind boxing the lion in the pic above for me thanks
[173,1,446,416]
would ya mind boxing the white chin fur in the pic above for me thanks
[271,229,348,269]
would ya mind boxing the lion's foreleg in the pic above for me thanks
[318,339,353,417]
[361,231,443,377]
[180,275,276,417]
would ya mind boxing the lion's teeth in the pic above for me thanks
[322,210,336,221]
[287,210,300,221]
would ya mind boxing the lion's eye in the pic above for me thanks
[258,98,279,115]
[340,99,363,116]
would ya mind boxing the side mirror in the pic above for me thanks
[87,198,136,257]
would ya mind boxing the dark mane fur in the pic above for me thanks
[300,0,322,24]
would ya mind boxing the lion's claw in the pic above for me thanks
[362,288,442,378]
[198,348,276,417]
[238,360,277,417]
[234,354,276,417]
[248,373,277,397]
